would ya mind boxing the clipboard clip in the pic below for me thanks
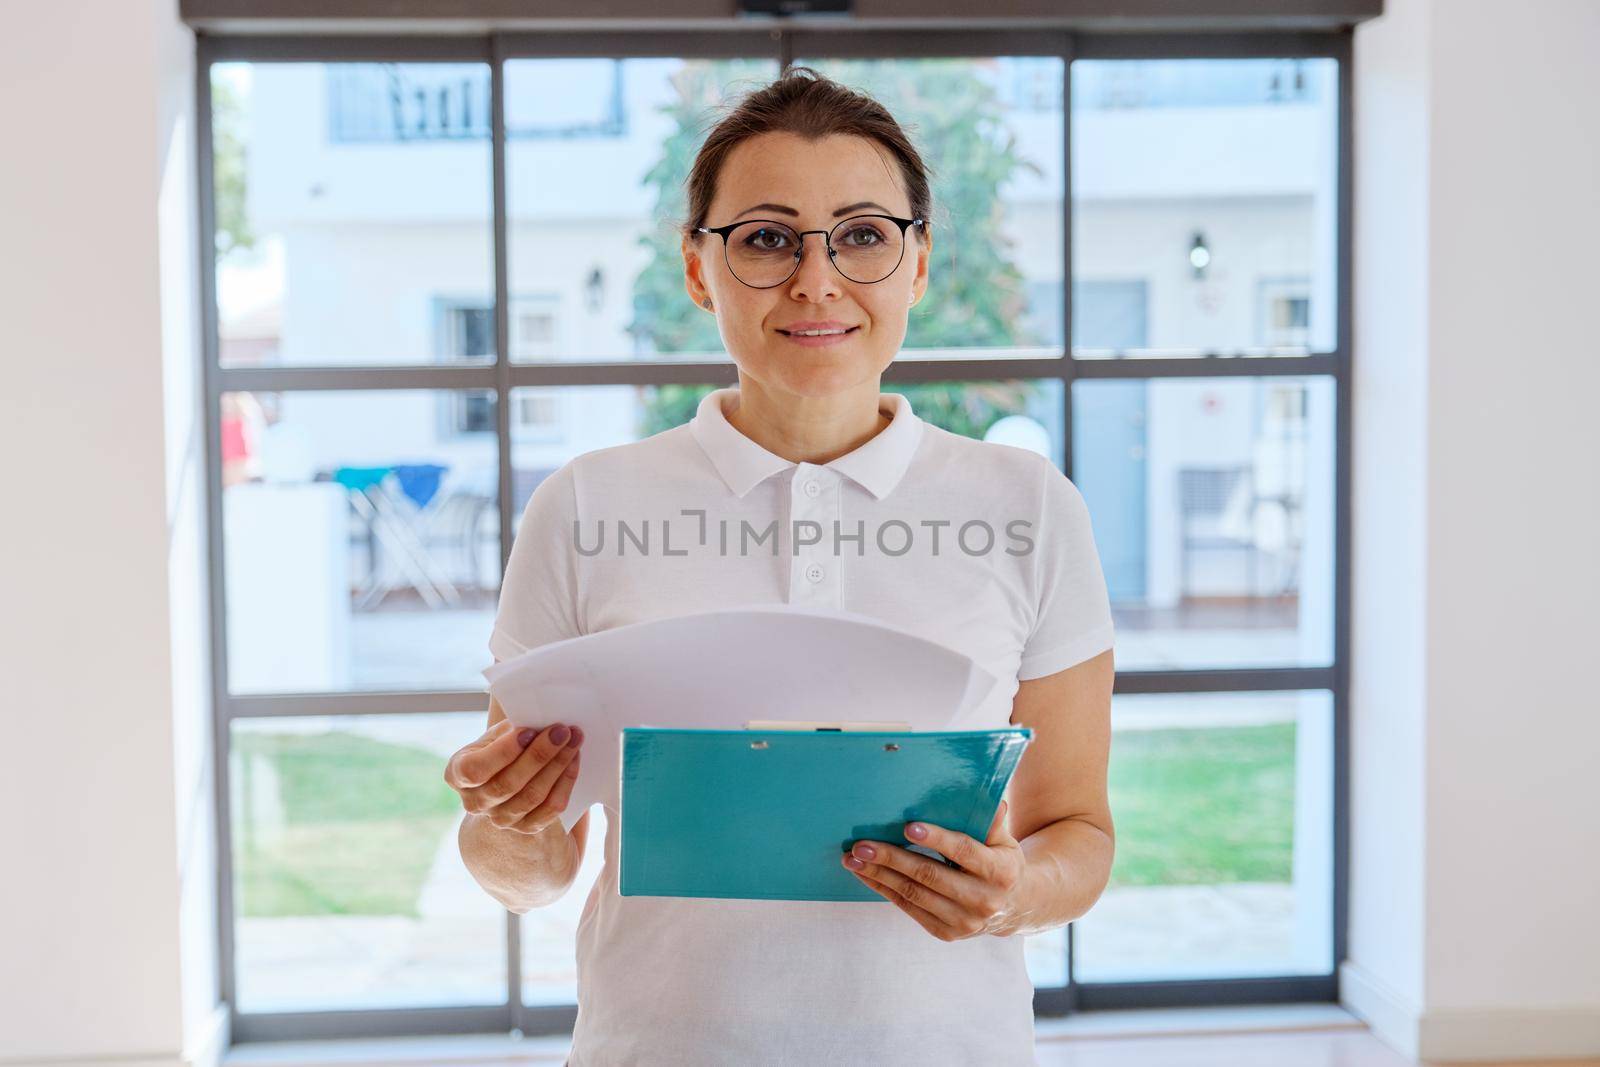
[744,719,913,732]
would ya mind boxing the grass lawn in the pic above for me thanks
[232,722,1297,917]
[1106,722,1296,888]
[232,729,462,918]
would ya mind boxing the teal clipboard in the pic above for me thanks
[618,726,1033,902]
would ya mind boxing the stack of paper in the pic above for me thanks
[481,604,1001,834]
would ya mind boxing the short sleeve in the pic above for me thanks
[1016,459,1116,680]
[488,461,583,662]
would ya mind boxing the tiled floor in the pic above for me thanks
[1032,1031,1598,1067]
[220,1005,1600,1067]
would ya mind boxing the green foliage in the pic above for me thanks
[211,73,257,258]
[629,60,779,357]
[630,60,1056,441]
[634,381,1044,442]
[893,381,1038,440]
[806,59,1040,352]
[639,384,723,437]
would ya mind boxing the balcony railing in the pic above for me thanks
[327,63,626,144]
[1077,58,1322,110]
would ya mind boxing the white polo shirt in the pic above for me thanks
[490,385,1114,1066]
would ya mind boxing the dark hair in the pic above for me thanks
[681,65,933,246]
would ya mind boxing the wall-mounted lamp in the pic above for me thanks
[1189,231,1211,281]
[584,265,605,313]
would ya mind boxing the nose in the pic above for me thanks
[785,231,843,304]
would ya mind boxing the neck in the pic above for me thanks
[725,378,891,465]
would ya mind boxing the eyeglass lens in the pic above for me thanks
[722,215,906,287]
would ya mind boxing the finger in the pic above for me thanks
[903,820,995,883]
[449,719,544,789]
[471,718,515,747]
[444,716,512,783]
[512,749,582,833]
[850,869,957,940]
[986,799,1016,846]
[851,839,994,915]
[504,747,580,833]
[464,723,576,806]
[844,844,975,928]
[478,725,580,814]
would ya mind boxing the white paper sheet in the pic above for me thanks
[480,604,1001,833]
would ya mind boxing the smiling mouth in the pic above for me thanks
[776,325,861,336]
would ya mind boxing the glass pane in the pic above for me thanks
[211,62,494,367]
[505,58,779,362]
[1025,927,1068,989]
[221,389,499,693]
[902,379,1065,471]
[507,385,717,527]
[793,57,1066,357]
[1072,690,1335,982]
[1073,376,1335,670]
[231,713,505,1012]
[1071,58,1339,357]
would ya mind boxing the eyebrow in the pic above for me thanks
[732,201,896,221]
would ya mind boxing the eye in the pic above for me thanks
[743,227,793,252]
[838,223,887,247]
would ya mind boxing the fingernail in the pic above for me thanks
[853,843,876,860]
[906,822,927,840]
[844,855,864,870]
[517,729,536,747]
[568,725,584,747]
[550,724,570,746]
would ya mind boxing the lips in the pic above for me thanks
[776,324,861,336]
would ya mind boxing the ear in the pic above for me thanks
[683,236,714,311]
[910,224,932,305]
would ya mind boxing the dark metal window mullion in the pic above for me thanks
[195,27,1357,1036]
[1331,27,1354,975]
[195,37,243,1029]
[488,31,526,1032]
[1061,28,1078,999]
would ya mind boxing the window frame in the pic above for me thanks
[198,26,1353,1043]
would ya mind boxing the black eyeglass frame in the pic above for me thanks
[694,213,927,289]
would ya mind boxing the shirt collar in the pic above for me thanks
[689,386,924,501]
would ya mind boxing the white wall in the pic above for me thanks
[1345,0,1600,1059]
[1423,0,1600,1044]
[0,2,222,1066]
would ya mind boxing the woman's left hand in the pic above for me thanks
[842,799,1024,941]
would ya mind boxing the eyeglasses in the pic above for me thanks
[694,213,926,289]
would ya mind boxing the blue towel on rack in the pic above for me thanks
[332,465,392,494]
[393,463,448,509]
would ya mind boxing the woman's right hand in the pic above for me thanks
[444,719,585,835]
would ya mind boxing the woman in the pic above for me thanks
[444,66,1116,1066]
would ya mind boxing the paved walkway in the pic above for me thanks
[236,805,1306,1013]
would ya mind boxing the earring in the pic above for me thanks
[702,297,713,310]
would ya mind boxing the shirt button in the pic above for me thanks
[803,479,821,498]
[805,563,825,583]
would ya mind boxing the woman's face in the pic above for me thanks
[683,130,932,400]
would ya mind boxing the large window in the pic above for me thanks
[202,29,1350,1041]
